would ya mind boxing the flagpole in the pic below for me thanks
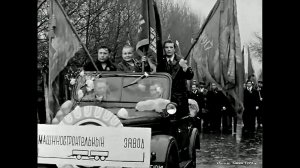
[184,0,221,61]
[53,0,99,72]
[143,0,152,73]
[43,73,52,124]
[172,0,221,79]
[45,0,55,124]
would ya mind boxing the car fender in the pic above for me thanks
[151,134,179,164]
[189,128,200,149]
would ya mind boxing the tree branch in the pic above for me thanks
[37,19,48,29]
[37,0,47,11]
[67,0,86,16]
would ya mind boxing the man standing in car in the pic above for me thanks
[157,39,194,119]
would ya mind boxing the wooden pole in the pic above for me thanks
[142,47,146,72]
[43,73,52,124]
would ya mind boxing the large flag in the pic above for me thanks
[242,46,248,81]
[189,0,245,115]
[47,0,81,122]
[136,0,163,72]
[247,46,255,80]
[258,69,263,81]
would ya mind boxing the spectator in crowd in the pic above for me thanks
[256,80,263,130]
[188,83,202,131]
[221,93,234,134]
[117,45,150,72]
[157,39,194,119]
[243,79,260,133]
[191,80,199,90]
[198,82,209,133]
[188,84,201,104]
[207,82,228,133]
[84,46,117,71]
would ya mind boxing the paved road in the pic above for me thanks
[196,125,263,168]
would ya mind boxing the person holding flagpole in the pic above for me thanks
[83,46,117,71]
[157,39,194,119]
[117,44,150,72]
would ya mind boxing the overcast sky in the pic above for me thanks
[187,0,262,77]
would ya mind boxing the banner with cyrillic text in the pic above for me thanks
[38,124,151,167]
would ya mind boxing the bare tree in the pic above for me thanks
[249,32,262,63]
[37,0,202,80]
[156,0,201,57]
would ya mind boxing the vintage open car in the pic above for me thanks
[39,71,200,168]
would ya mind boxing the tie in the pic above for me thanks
[166,59,172,72]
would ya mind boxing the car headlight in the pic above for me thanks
[166,103,177,115]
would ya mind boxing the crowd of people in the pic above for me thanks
[188,79,263,134]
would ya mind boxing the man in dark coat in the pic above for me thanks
[84,46,117,71]
[188,84,200,103]
[117,45,150,72]
[207,82,228,133]
[157,39,194,119]
[198,82,209,132]
[243,79,260,133]
[188,83,202,131]
[221,94,234,134]
[256,80,263,130]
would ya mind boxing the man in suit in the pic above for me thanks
[207,82,228,133]
[83,46,117,71]
[188,84,200,103]
[256,80,263,130]
[188,84,201,131]
[117,45,150,72]
[198,82,209,133]
[243,79,260,133]
[157,39,194,119]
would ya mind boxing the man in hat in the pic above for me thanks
[243,79,260,133]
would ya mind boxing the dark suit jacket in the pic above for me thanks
[157,54,194,117]
[117,59,150,72]
[244,88,260,111]
[188,90,201,104]
[83,59,117,71]
[157,54,194,93]
[207,89,228,113]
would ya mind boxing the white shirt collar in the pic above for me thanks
[167,55,175,62]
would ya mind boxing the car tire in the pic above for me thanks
[55,105,123,168]
[165,141,180,168]
[189,128,199,168]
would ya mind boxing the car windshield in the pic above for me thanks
[74,72,171,103]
